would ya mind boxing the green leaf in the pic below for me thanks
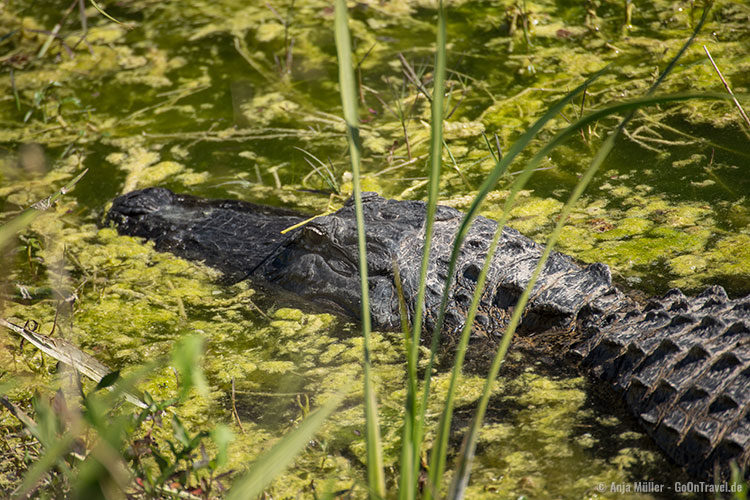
[171,334,208,401]
[152,448,169,474]
[171,415,190,448]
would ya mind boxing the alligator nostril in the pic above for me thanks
[463,264,480,282]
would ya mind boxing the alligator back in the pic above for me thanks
[572,286,750,479]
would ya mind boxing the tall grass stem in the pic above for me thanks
[420,67,609,498]
[447,7,712,497]
[334,1,386,497]
[401,2,447,499]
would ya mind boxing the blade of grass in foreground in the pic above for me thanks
[427,91,729,417]
[14,424,78,497]
[334,1,386,497]
[420,66,608,500]
[447,7,712,498]
[400,2,446,500]
[427,89,731,496]
[226,392,345,500]
[0,168,88,251]
[417,65,608,424]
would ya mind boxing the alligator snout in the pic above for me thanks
[106,187,180,241]
[108,187,175,218]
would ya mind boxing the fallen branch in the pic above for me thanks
[0,318,146,408]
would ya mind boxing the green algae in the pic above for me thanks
[0,197,701,494]
[1,0,748,496]
[464,371,676,499]
[3,181,677,496]
[507,197,564,234]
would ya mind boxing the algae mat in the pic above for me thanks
[1,0,748,498]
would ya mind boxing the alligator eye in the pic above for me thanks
[306,226,324,237]
[326,255,354,275]
[299,225,333,252]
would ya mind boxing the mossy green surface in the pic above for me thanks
[1,0,748,497]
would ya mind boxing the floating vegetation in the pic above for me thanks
[0,0,747,497]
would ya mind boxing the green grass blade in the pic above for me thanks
[419,67,608,497]
[295,146,340,194]
[226,392,345,500]
[420,90,726,439]
[400,2,447,499]
[0,168,88,251]
[334,1,386,497]
[447,8,712,497]
[417,66,608,414]
[447,133,616,500]
[89,0,126,25]
[395,262,417,500]
[430,94,730,448]
[481,132,499,164]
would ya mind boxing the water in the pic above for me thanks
[1,0,748,497]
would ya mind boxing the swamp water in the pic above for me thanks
[0,0,748,498]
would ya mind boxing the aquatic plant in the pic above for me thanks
[0,0,747,498]
[333,1,742,499]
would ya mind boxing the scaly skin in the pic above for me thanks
[107,187,750,480]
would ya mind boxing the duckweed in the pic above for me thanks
[1,0,747,496]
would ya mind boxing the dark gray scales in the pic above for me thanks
[108,188,305,282]
[107,187,750,481]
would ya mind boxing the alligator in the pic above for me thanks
[107,187,750,482]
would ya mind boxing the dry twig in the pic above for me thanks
[0,318,147,408]
[703,45,750,130]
